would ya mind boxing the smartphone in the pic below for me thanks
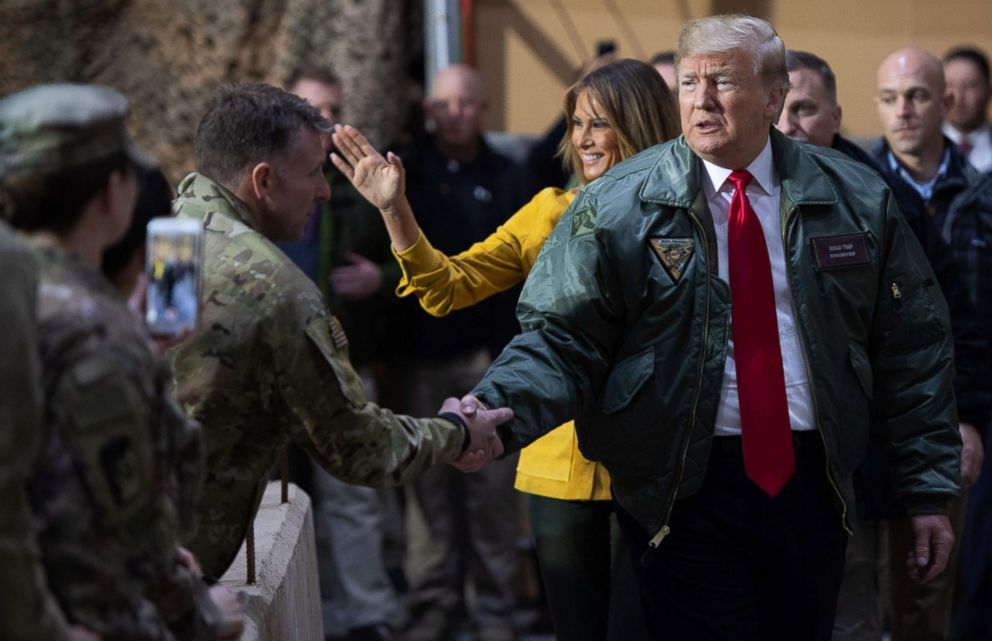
[596,39,616,57]
[146,217,202,337]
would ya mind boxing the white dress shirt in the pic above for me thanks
[944,122,992,174]
[700,139,817,436]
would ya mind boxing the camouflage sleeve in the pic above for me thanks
[270,307,465,486]
[160,367,204,541]
[0,242,70,641]
[39,346,176,641]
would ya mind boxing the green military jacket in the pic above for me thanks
[28,243,215,641]
[474,130,962,544]
[171,172,465,577]
[0,223,69,641]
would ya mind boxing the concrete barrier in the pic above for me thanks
[220,482,322,641]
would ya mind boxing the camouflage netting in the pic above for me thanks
[0,0,421,184]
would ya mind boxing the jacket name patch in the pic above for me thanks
[811,233,871,270]
[650,238,694,282]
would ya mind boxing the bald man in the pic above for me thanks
[387,65,521,641]
[869,47,991,641]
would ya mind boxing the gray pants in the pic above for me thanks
[314,470,402,635]
[313,367,402,636]
[833,497,966,641]
[394,351,519,638]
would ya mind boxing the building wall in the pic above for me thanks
[0,0,421,184]
[473,0,992,138]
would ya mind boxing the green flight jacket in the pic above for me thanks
[171,173,465,577]
[474,130,962,544]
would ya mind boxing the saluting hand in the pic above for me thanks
[330,124,406,213]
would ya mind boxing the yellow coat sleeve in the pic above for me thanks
[393,186,612,501]
[393,187,575,317]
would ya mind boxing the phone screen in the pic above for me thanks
[146,217,202,337]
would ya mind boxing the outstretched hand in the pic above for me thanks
[440,396,510,473]
[330,124,405,212]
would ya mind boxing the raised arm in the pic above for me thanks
[330,124,419,250]
[331,124,567,316]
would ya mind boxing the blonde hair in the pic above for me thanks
[559,59,681,184]
[676,14,789,91]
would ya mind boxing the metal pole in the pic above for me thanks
[246,520,256,584]
[280,447,289,504]
[425,0,462,92]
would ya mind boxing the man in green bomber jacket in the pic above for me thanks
[468,14,962,641]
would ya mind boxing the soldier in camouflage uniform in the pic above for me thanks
[171,83,510,578]
[0,84,239,641]
[0,218,74,641]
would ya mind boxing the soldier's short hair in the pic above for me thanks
[944,46,991,85]
[786,50,838,104]
[195,83,332,186]
[286,64,340,91]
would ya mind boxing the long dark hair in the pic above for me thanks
[559,59,681,183]
[102,165,172,280]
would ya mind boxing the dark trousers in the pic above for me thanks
[528,495,650,641]
[951,425,992,641]
[615,432,847,641]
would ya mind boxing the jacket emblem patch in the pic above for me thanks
[571,208,596,238]
[650,238,694,281]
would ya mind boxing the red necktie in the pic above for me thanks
[727,170,795,497]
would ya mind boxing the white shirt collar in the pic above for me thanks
[944,121,991,144]
[700,137,775,198]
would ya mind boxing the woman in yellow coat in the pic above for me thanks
[332,59,680,641]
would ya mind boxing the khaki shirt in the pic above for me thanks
[171,172,465,577]
[0,223,69,641]
[29,244,215,641]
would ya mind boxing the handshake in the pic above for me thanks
[439,394,512,473]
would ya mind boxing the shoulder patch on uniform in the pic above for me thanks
[650,238,694,282]
[570,207,596,238]
[99,436,141,506]
[329,316,349,350]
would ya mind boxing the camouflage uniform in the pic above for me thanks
[28,245,218,641]
[0,221,69,641]
[171,172,466,577]
[0,84,219,641]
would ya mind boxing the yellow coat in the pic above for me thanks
[393,187,611,500]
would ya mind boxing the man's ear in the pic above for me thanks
[940,89,954,119]
[833,104,844,136]
[249,162,273,200]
